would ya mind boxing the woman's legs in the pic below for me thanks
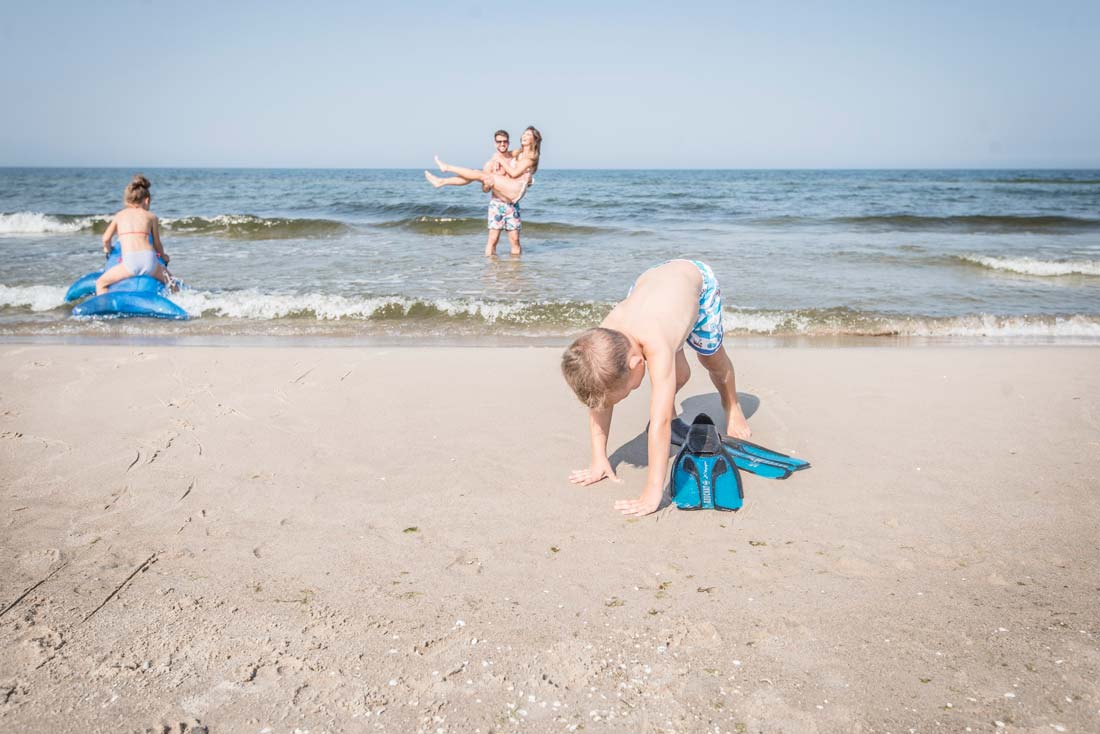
[436,158,529,201]
[427,158,513,197]
[424,171,478,188]
[435,156,489,182]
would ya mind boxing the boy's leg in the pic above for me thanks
[697,347,751,438]
[506,229,521,255]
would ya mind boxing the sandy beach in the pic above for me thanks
[1,343,1098,733]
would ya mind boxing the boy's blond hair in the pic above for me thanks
[561,327,632,409]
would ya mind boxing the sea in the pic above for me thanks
[2,167,1099,345]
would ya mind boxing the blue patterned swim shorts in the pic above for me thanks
[488,197,521,231]
[629,260,725,355]
[686,260,724,355]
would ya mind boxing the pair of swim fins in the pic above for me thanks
[670,414,745,510]
[669,414,810,480]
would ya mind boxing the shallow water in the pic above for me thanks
[2,167,1099,341]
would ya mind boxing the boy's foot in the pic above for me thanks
[424,171,444,188]
[726,404,752,439]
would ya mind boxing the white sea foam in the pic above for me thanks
[723,309,804,334]
[0,284,69,311]
[960,255,1100,277]
[169,289,549,322]
[0,212,106,235]
[904,314,1100,338]
[161,214,273,227]
[722,307,1100,338]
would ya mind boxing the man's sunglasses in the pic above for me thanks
[495,139,509,145]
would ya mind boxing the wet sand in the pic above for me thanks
[1,344,1098,733]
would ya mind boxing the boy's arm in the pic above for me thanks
[568,405,619,486]
[614,351,676,516]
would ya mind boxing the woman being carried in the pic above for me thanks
[95,174,173,295]
[425,126,542,204]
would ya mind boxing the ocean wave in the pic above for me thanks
[0,284,69,311]
[5,281,1097,341]
[372,216,607,236]
[328,200,472,218]
[169,289,611,324]
[0,211,349,239]
[0,212,109,235]
[722,308,1100,338]
[830,214,1100,233]
[956,255,1100,277]
[989,177,1100,185]
[3,286,1099,340]
[160,215,348,239]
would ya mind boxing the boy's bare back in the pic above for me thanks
[601,260,703,361]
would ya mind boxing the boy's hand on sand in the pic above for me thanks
[568,460,619,486]
[614,491,661,517]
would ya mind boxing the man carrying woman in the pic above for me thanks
[426,126,542,257]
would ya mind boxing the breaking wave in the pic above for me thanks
[0,212,349,239]
[956,255,1100,277]
[0,212,109,235]
[5,283,1098,341]
[0,284,69,311]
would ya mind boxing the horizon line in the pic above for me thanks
[2,165,1099,172]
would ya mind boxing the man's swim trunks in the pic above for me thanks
[686,260,724,355]
[488,197,521,231]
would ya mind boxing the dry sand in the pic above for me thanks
[1,343,1098,734]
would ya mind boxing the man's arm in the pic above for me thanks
[568,405,619,486]
[493,152,532,179]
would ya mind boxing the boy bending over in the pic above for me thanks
[560,260,750,517]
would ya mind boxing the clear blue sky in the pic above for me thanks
[2,0,1097,168]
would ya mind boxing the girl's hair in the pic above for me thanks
[524,126,542,176]
[124,174,151,205]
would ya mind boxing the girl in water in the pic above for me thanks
[95,175,172,295]
[425,126,542,204]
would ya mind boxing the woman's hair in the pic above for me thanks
[124,174,151,205]
[524,126,542,175]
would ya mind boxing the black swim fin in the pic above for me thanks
[669,416,810,479]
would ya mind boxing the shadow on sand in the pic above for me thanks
[608,391,760,472]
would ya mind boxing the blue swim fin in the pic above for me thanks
[670,414,743,511]
[670,416,809,479]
